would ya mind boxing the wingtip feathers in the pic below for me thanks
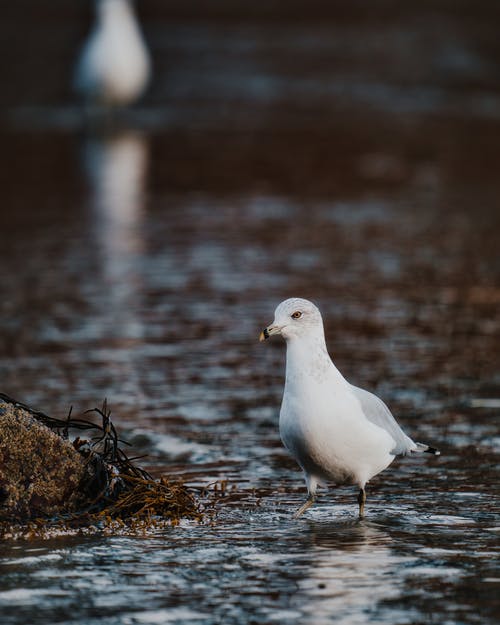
[414,442,440,456]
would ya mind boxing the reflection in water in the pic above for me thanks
[306,518,391,550]
[299,520,405,625]
[81,131,149,401]
[83,131,148,262]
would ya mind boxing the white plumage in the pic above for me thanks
[75,0,151,106]
[260,297,439,518]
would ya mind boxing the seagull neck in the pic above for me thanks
[99,0,134,26]
[284,333,346,385]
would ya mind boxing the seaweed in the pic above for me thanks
[0,393,206,537]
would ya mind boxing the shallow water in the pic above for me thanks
[1,3,499,624]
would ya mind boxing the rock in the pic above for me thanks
[0,400,87,520]
[0,395,204,532]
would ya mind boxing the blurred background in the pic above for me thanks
[0,0,499,466]
[0,2,499,625]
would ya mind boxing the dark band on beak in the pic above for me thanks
[259,327,270,342]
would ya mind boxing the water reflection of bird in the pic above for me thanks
[74,0,151,107]
[83,131,148,257]
[260,298,440,519]
[80,131,148,399]
[306,518,390,551]
[301,520,405,624]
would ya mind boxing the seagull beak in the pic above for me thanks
[259,324,281,341]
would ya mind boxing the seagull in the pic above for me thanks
[74,0,151,107]
[260,297,439,519]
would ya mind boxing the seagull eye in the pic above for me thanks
[291,311,302,319]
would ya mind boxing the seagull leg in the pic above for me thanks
[293,495,315,519]
[357,488,366,519]
[293,474,318,518]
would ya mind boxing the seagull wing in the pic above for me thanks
[350,385,416,455]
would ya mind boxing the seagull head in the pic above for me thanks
[259,298,324,342]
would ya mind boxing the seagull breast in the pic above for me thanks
[279,338,396,486]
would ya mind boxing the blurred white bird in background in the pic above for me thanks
[74,0,151,107]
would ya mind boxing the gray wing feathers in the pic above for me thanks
[350,385,416,455]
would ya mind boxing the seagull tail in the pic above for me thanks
[413,442,440,456]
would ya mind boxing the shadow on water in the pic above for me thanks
[0,1,499,624]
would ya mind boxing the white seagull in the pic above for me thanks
[74,0,151,107]
[260,297,439,518]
